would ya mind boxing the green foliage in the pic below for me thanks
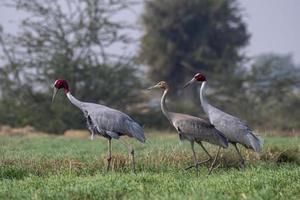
[0,0,142,133]
[131,110,170,130]
[139,0,250,94]
[244,53,300,130]
[138,0,299,131]
[0,134,299,199]
[0,0,298,133]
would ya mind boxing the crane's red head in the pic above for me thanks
[184,72,206,88]
[194,73,206,82]
[52,79,69,102]
[54,79,69,93]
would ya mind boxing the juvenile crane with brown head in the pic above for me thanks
[52,79,145,173]
[184,73,263,168]
[148,81,228,174]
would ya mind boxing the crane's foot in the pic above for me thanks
[185,158,212,170]
[207,147,221,175]
[207,163,221,175]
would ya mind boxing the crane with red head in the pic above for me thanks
[184,73,263,168]
[52,79,145,173]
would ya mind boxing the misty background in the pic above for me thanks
[0,0,299,134]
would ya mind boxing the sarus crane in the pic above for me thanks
[148,81,228,174]
[52,79,145,173]
[184,73,263,168]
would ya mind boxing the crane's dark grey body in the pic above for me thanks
[199,82,262,153]
[67,93,145,142]
[151,83,228,174]
[168,112,228,148]
[65,92,144,172]
[203,103,261,151]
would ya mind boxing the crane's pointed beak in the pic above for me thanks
[147,86,155,90]
[183,78,196,88]
[52,87,58,103]
[147,85,158,90]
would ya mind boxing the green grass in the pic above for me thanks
[0,133,299,199]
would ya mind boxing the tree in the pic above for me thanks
[0,0,142,133]
[139,0,250,96]
[244,53,300,130]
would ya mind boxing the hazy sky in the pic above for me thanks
[0,0,299,63]
[240,0,300,63]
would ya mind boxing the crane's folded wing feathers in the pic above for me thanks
[209,106,263,152]
[171,113,228,148]
[84,103,145,143]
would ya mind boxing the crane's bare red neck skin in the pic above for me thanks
[194,73,206,82]
[54,79,70,93]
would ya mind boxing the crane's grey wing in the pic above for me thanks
[86,105,145,143]
[84,109,118,139]
[208,106,262,152]
[173,115,214,133]
[172,113,228,148]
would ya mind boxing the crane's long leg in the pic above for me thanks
[119,138,136,173]
[207,146,221,175]
[233,143,245,169]
[107,139,112,172]
[197,141,213,165]
[185,141,213,170]
[185,141,199,173]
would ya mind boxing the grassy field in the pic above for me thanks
[0,131,299,200]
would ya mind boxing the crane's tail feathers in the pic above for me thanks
[219,134,229,148]
[129,122,146,143]
[216,130,229,148]
[249,133,264,153]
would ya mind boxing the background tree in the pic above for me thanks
[0,0,143,133]
[0,0,298,132]
[139,0,250,98]
[244,53,300,130]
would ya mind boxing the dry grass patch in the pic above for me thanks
[64,129,90,139]
[0,125,47,137]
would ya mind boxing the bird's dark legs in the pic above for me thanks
[208,146,221,175]
[185,141,199,172]
[131,149,136,174]
[185,142,212,171]
[120,138,136,173]
[107,139,112,172]
[198,141,213,164]
[195,142,213,166]
[233,143,245,169]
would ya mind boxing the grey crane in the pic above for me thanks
[148,81,228,174]
[184,73,263,168]
[52,79,145,173]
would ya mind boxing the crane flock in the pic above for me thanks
[52,72,263,174]
[147,81,228,174]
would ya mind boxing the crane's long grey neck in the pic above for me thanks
[200,81,209,114]
[161,89,171,120]
[66,92,84,110]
